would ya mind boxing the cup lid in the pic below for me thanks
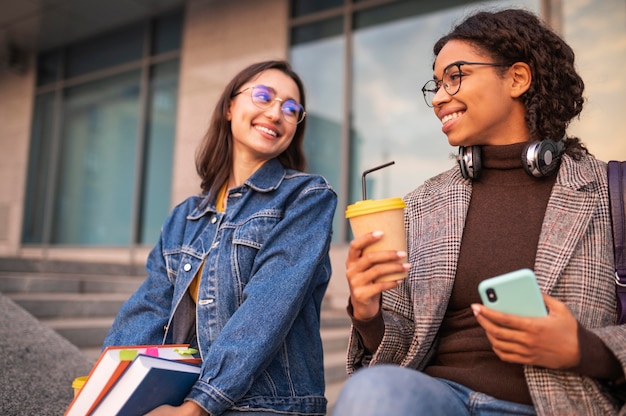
[72,376,88,389]
[345,197,406,218]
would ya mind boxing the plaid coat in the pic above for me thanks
[346,152,626,415]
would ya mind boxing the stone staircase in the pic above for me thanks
[0,259,350,413]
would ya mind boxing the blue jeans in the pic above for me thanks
[332,365,536,416]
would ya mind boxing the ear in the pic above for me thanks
[227,100,233,121]
[509,62,531,98]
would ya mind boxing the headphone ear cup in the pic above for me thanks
[458,146,482,180]
[522,139,565,177]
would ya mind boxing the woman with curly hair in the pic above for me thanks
[333,8,624,416]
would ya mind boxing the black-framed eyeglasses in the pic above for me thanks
[420,61,510,108]
[232,85,306,124]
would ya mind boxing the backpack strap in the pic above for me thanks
[608,161,626,324]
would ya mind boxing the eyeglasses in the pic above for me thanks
[421,61,510,108]
[232,85,306,124]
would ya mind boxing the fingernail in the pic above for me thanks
[471,304,480,316]
[402,262,411,270]
[397,251,407,258]
[372,230,384,237]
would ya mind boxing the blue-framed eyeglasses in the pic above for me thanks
[232,85,306,124]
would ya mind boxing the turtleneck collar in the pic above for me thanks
[475,142,558,187]
[480,142,528,170]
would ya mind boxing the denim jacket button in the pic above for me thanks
[211,216,217,224]
[183,263,192,272]
[198,298,214,305]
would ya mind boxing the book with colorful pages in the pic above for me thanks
[91,354,201,416]
[64,344,200,416]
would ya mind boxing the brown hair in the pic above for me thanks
[433,9,588,157]
[195,60,307,198]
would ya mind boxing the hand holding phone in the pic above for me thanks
[477,268,548,317]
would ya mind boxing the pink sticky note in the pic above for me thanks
[144,347,159,357]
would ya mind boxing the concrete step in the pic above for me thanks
[7,292,131,318]
[324,349,349,384]
[321,326,350,354]
[0,257,145,276]
[0,272,144,294]
[41,316,114,349]
[320,308,352,328]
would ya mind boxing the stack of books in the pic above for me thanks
[65,344,201,416]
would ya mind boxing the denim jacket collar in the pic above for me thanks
[188,158,286,220]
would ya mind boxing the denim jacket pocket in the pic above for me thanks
[163,246,183,284]
[231,211,282,288]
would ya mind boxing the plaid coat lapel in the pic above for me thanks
[534,155,600,293]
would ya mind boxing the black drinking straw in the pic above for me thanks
[361,161,395,200]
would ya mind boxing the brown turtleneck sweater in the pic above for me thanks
[350,142,621,405]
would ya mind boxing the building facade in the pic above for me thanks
[1,0,625,306]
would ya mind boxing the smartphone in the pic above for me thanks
[477,268,548,317]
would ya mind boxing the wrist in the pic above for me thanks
[348,298,380,321]
[181,400,208,416]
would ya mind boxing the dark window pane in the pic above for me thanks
[52,71,141,245]
[37,50,60,86]
[152,8,184,55]
[23,92,56,243]
[354,0,470,30]
[291,21,344,242]
[291,16,343,45]
[291,0,343,17]
[66,23,144,78]
[140,60,179,245]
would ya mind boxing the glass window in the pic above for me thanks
[140,60,180,245]
[291,0,343,18]
[350,0,539,204]
[66,23,144,78]
[36,51,60,86]
[52,71,141,245]
[563,0,626,162]
[290,0,540,242]
[291,16,345,242]
[22,92,56,243]
[152,9,184,55]
[23,10,182,247]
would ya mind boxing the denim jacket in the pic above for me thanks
[103,158,337,415]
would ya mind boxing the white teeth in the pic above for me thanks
[441,112,463,125]
[255,126,277,137]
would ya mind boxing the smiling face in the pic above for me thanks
[431,40,531,147]
[228,69,301,169]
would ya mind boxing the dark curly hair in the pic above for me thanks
[195,60,307,198]
[433,9,588,157]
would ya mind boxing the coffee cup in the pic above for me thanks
[345,197,407,282]
[72,375,87,397]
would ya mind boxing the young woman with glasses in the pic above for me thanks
[334,9,624,416]
[101,60,337,416]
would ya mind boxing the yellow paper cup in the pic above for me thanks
[345,197,407,282]
[72,375,88,397]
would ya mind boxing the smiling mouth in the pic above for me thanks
[255,125,278,137]
[441,111,464,125]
